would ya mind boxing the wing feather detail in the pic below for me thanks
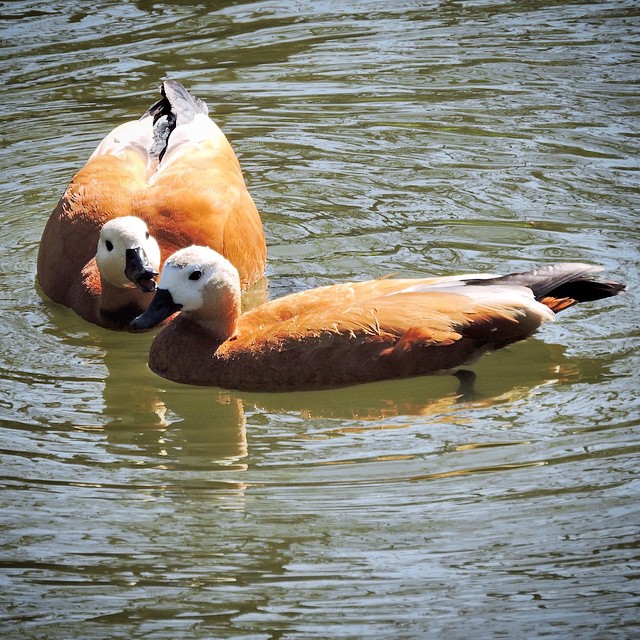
[224,280,553,357]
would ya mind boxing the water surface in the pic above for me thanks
[1,1,639,638]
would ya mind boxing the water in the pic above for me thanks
[1,1,639,638]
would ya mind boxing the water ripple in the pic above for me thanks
[1,1,639,637]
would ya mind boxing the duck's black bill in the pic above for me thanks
[131,288,182,330]
[125,247,158,293]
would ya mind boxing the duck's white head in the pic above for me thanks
[131,246,241,336]
[96,216,161,292]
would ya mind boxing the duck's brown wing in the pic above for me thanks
[219,280,552,390]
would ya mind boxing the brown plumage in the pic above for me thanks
[131,247,625,391]
[37,80,266,330]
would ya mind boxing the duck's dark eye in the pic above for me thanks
[145,231,150,240]
[105,240,113,251]
[188,270,202,281]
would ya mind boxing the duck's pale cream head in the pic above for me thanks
[131,246,241,335]
[96,216,161,292]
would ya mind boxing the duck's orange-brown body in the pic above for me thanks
[139,261,624,391]
[147,278,534,390]
[37,81,266,329]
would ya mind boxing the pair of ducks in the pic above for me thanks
[37,81,624,392]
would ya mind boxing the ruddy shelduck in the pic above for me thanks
[37,80,266,330]
[131,246,624,391]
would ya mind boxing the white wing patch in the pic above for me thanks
[89,117,154,160]
[384,278,556,324]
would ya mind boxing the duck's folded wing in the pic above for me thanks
[231,283,554,353]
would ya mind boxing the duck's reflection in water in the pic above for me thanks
[96,328,606,458]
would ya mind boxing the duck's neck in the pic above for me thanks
[187,284,240,343]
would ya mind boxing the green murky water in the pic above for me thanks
[1,1,639,637]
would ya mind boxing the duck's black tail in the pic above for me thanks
[467,263,625,312]
[144,80,208,163]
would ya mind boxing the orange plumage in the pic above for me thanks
[37,80,266,329]
[132,247,624,391]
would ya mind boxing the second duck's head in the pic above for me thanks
[96,216,161,293]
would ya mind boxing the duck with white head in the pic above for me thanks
[37,79,266,330]
[132,246,625,391]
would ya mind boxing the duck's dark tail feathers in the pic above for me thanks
[144,80,208,163]
[468,263,625,313]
